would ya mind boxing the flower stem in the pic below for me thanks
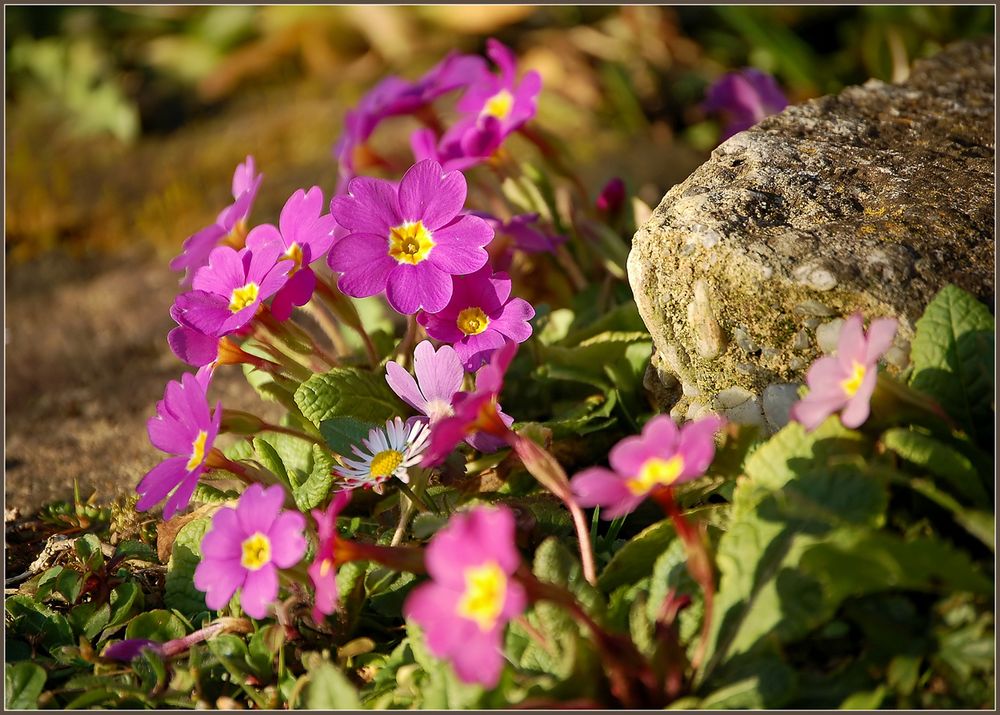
[161,617,253,657]
[314,276,379,367]
[301,299,350,357]
[507,433,598,586]
[650,488,714,675]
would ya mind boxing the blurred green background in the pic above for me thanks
[5,5,993,263]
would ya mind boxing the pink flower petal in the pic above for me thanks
[135,457,188,512]
[330,177,400,235]
[789,392,846,432]
[386,262,452,315]
[571,466,633,512]
[235,484,285,536]
[267,511,307,568]
[425,215,493,275]
[450,627,506,687]
[677,415,724,479]
[168,325,219,368]
[489,297,535,343]
[193,246,245,297]
[413,341,464,404]
[195,557,244,610]
[836,313,866,370]
[840,369,878,428]
[397,159,467,230]
[385,360,426,412]
[864,317,898,364]
[163,469,202,520]
[404,581,465,654]
[329,233,396,298]
[200,508,243,560]
[240,565,278,619]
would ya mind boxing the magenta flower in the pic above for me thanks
[245,187,338,321]
[474,212,566,271]
[171,156,263,287]
[334,52,486,191]
[308,490,352,621]
[596,177,626,215]
[571,414,725,519]
[703,68,788,141]
[411,39,541,171]
[422,340,518,467]
[789,314,898,431]
[328,159,493,315]
[172,244,291,338]
[385,340,513,454]
[418,265,535,371]
[137,372,222,519]
[404,506,527,687]
[194,484,306,619]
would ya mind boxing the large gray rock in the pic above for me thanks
[629,39,995,432]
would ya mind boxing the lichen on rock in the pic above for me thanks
[628,39,995,432]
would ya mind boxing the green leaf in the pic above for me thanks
[798,530,993,601]
[105,582,143,633]
[839,686,887,709]
[537,331,651,391]
[702,420,881,680]
[75,533,105,572]
[125,610,187,642]
[112,540,158,564]
[699,653,798,709]
[165,517,211,620]
[320,416,377,457]
[881,428,990,506]
[305,661,363,709]
[897,477,994,550]
[5,595,75,652]
[192,482,240,504]
[909,284,994,445]
[5,662,46,709]
[295,367,403,427]
[69,601,111,640]
[294,444,336,511]
[406,622,484,708]
[253,437,291,487]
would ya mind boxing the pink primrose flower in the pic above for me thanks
[137,372,222,519]
[385,340,514,454]
[421,340,518,467]
[308,490,352,621]
[404,506,527,687]
[172,244,292,338]
[245,186,338,321]
[411,39,542,171]
[571,414,725,519]
[328,159,493,315]
[194,484,306,619]
[703,68,788,141]
[418,265,534,371]
[171,156,263,287]
[789,313,898,431]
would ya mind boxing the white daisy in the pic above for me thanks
[336,417,431,493]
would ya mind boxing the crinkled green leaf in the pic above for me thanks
[164,518,210,620]
[295,367,403,427]
[909,284,994,445]
[294,444,336,511]
[75,533,105,571]
[253,437,291,487]
[69,601,111,640]
[5,662,46,709]
[699,653,798,709]
[5,595,75,652]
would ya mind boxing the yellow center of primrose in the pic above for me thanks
[483,89,514,120]
[388,221,435,265]
[457,307,490,336]
[229,282,260,313]
[240,532,272,571]
[626,455,686,496]
[841,361,867,397]
[282,242,304,274]
[456,560,507,631]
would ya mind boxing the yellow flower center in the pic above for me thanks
[841,361,867,397]
[625,455,686,496]
[388,221,435,265]
[282,242,304,275]
[369,449,404,479]
[483,89,514,120]
[456,560,507,631]
[229,282,260,313]
[240,532,272,571]
[457,307,490,336]
[186,430,208,472]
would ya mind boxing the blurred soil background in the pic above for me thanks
[4,6,993,516]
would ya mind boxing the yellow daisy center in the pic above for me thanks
[282,242,304,275]
[456,560,507,631]
[483,89,514,120]
[457,307,490,336]
[625,454,686,496]
[388,221,435,265]
[229,282,260,313]
[841,361,867,397]
[370,449,404,479]
[186,430,208,472]
[240,532,272,571]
